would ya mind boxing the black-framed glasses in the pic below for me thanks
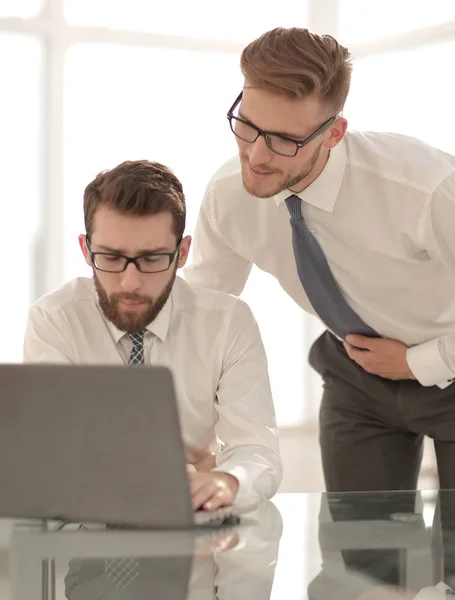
[86,238,182,273]
[227,92,340,158]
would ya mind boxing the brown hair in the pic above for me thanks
[241,27,352,111]
[84,160,186,240]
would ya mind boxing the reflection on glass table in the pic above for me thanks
[10,500,283,600]
[6,490,455,599]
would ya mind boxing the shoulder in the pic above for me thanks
[207,154,242,189]
[30,278,96,317]
[204,155,250,206]
[173,277,255,326]
[345,130,455,191]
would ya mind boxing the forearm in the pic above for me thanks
[213,445,283,504]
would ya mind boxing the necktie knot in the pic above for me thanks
[285,194,303,221]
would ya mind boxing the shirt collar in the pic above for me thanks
[96,282,173,345]
[274,137,347,213]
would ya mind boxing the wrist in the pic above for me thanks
[221,472,240,493]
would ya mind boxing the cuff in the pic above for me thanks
[212,464,257,506]
[406,337,455,387]
[414,581,452,598]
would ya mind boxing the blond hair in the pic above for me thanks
[240,27,352,111]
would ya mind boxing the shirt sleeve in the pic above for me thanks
[183,182,253,296]
[213,501,282,600]
[23,305,74,363]
[406,171,455,387]
[212,299,283,504]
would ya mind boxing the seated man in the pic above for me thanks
[23,160,282,511]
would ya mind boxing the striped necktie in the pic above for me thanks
[105,331,145,586]
[129,331,146,365]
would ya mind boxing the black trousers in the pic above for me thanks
[309,331,455,492]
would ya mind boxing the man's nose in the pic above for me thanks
[119,262,142,293]
[247,135,274,168]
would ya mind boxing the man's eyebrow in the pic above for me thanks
[95,244,171,254]
[237,110,305,140]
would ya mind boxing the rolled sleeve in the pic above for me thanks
[212,300,283,504]
[414,171,455,388]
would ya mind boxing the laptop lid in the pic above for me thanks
[0,364,196,529]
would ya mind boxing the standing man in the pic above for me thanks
[24,160,282,510]
[184,26,455,493]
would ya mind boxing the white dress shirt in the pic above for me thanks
[23,276,282,504]
[185,131,455,388]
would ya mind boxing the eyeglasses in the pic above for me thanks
[86,238,182,273]
[227,92,340,158]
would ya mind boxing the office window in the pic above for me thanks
[64,0,307,43]
[63,43,241,279]
[340,0,455,44]
[0,0,41,17]
[0,34,42,361]
[346,40,455,154]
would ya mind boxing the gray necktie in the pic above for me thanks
[129,331,146,365]
[285,194,379,340]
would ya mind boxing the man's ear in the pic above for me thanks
[79,234,92,267]
[177,235,192,269]
[324,117,348,150]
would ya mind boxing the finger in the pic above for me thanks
[344,342,368,360]
[204,493,225,511]
[188,473,207,496]
[343,341,353,357]
[204,493,228,512]
[192,483,217,511]
[204,487,236,511]
[344,344,375,371]
[343,342,365,360]
[346,334,377,350]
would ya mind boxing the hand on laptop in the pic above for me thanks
[188,472,239,511]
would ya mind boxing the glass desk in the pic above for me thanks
[2,490,454,599]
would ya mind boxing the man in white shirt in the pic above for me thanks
[23,159,282,511]
[184,26,455,493]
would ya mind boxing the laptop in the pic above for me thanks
[0,364,255,528]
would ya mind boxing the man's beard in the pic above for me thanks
[241,142,323,199]
[94,266,177,334]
